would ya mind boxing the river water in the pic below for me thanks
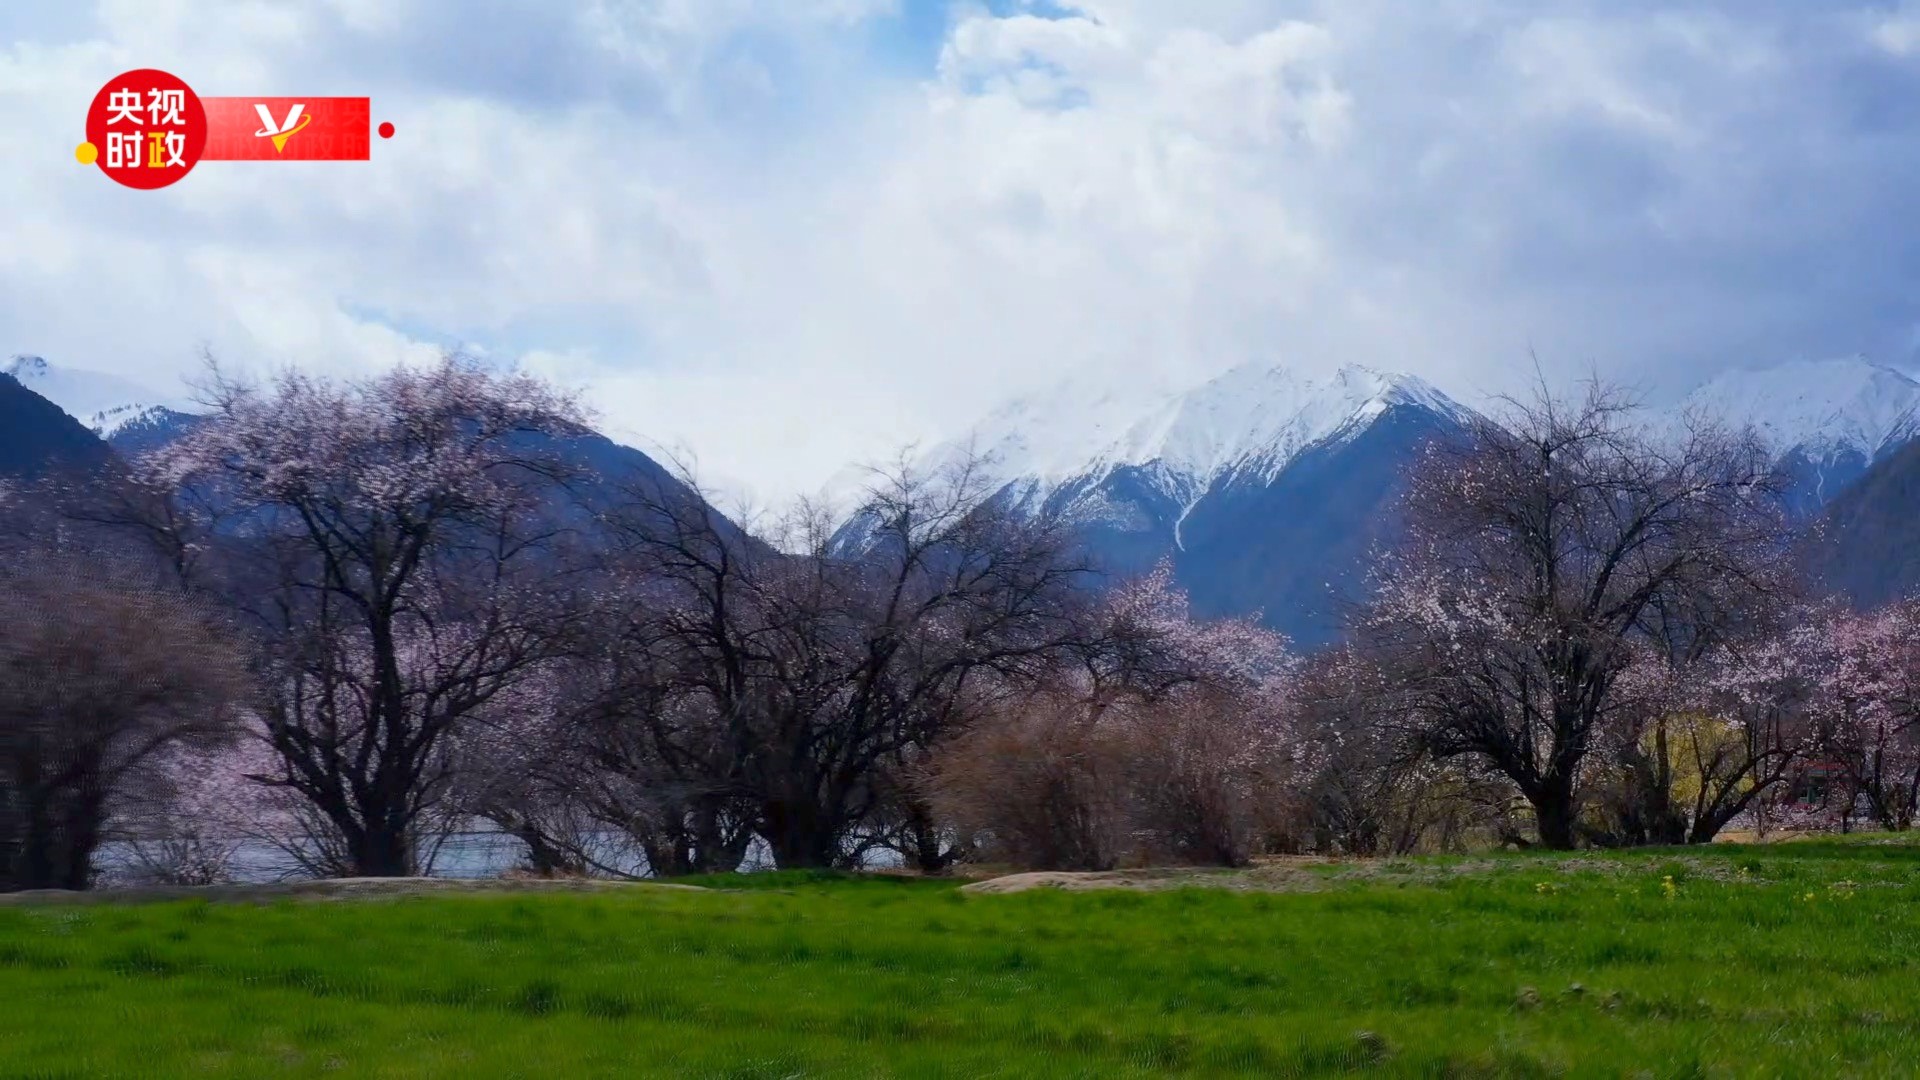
[91,829,893,883]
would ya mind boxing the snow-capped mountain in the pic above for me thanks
[870,354,1920,642]
[1678,356,1920,509]
[1681,356,1920,460]
[3,355,193,440]
[933,361,1473,527]
[872,360,1479,645]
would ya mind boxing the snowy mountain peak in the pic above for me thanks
[5,355,50,380]
[942,360,1474,503]
[1681,356,1920,461]
[3,355,193,439]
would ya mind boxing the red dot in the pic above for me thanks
[378,121,395,139]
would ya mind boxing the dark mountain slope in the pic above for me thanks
[1173,401,1463,644]
[0,373,112,479]
[1814,438,1920,606]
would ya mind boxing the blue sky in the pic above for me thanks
[5,1,1920,499]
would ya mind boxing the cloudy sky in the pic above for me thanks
[6,1,1920,499]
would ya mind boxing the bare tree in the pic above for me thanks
[452,658,680,879]
[781,458,1099,869]
[587,453,1100,871]
[0,560,246,891]
[1284,648,1500,855]
[1360,380,1789,848]
[567,465,776,875]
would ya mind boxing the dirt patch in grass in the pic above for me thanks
[961,859,1355,895]
[0,876,706,906]
[959,856,1598,895]
[962,870,1225,894]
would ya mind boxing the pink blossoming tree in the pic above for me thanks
[1360,380,1789,848]
[131,359,589,877]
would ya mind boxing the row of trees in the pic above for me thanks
[4,361,1234,886]
[4,360,1918,890]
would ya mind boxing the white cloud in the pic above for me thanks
[5,1,1920,501]
[1872,4,1920,57]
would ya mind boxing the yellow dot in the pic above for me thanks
[75,141,98,165]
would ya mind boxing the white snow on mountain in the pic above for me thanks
[936,355,1920,506]
[1679,356,1920,461]
[3,355,193,439]
[933,360,1473,506]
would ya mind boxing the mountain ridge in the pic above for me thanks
[884,354,1920,643]
[0,372,113,480]
[17,352,1920,639]
[1,357,747,552]
[939,361,1474,513]
[850,361,1480,644]
[3,355,193,440]
[1678,356,1920,461]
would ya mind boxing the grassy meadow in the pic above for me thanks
[5,839,1920,1077]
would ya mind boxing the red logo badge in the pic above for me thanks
[79,69,393,189]
[80,69,208,190]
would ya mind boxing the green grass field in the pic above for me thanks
[5,839,1920,1078]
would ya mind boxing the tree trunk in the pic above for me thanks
[350,824,415,877]
[514,826,585,878]
[689,802,751,874]
[759,802,840,870]
[1529,776,1579,850]
[637,803,751,877]
[909,824,958,874]
[56,788,106,890]
[898,797,963,874]
[641,839,691,878]
[8,783,106,891]
[1687,814,1729,847]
